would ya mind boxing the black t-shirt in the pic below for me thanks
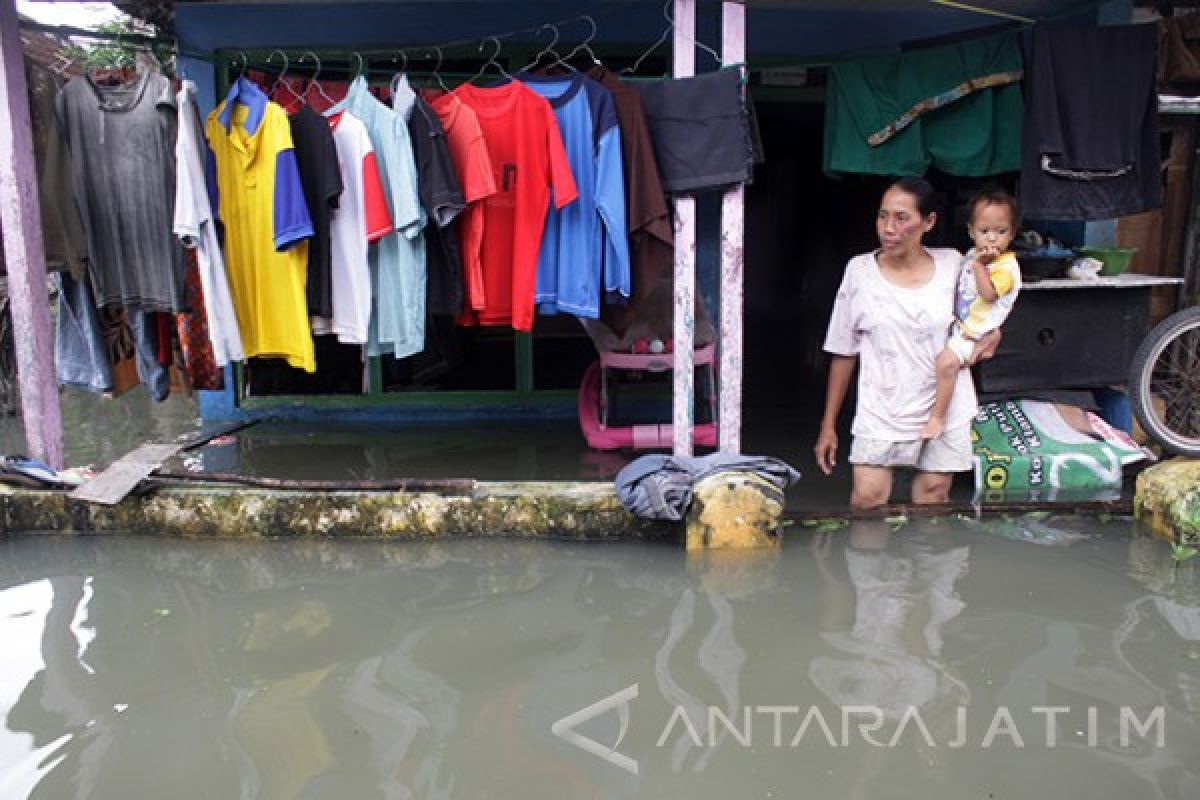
[407,96,467,317]
[288,105,342,318]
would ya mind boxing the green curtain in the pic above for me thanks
[823,31,1024,177]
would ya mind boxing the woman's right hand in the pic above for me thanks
[814,425,839,476]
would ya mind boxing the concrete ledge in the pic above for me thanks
[3,477,1138,540]
[1134,459,1200,545]
[0,481,671,540]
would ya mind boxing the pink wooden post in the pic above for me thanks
[0,0,64,469]
[672,0,697,457]
[719,0,745,454]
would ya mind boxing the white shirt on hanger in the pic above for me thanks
[311,110,392,345]
[174,79,244,366]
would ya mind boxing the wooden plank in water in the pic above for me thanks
[71,421,255,505]
[71,443,186,505]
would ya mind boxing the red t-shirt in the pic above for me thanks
[450,81,578,331]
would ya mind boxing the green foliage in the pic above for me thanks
[63,18,171,73]
[82,21,136,69]
[1171,541,1199,564]
[799,518,849,533]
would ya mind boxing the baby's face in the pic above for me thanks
[967,202,1015,256]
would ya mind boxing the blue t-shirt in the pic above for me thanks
[328,76,426,358]
[519,73,630,319]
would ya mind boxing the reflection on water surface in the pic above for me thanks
[0,518,1197,799]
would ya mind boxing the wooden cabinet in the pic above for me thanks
[976,275,1183,393]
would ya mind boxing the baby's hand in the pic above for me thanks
[976,245,1001,264]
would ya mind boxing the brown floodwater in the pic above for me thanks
[1,517,1197,799]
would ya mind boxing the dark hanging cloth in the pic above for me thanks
[54,271,112,394]
[1158,11,1200,89]
[588,65,673,333]
[637,67,755,193]
[405,93,467,316]
[1020,24,1162,221]
[55,71,184,311]
[26,58,87,280]
[288,104,343,318]
[131,309,169,402]
[388,314,465,386]
[174,248,224,391]
[392,77,468,382]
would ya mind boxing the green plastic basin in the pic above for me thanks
[1076,246,1137,276]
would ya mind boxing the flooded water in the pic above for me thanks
[1,518,1197,799]
[0,387,200,470]
[2,390,1134,511]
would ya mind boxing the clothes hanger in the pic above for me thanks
[390,48,409,95]
[471,36,512,84]
[352,52,366,80]
[390,50,410,98]
[298,51,335,106]
[547,27,579,74]
[622,2,670,76]
[430,46,450,92]
[560,15,602,68]
[267,49,303,105]
[622,0,720,76]
[520,24,562,72]
[209,50,247,92]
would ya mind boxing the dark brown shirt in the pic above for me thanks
[588,65,673,324]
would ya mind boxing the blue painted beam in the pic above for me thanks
[176,1,1099,61]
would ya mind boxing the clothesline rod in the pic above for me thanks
[928,0,1035,24]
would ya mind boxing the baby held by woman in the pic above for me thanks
[920,189,1022,440]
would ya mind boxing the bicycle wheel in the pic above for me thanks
[1130,306,1200,457]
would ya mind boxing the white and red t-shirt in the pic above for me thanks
[313,110,392,344]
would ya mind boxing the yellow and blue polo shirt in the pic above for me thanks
[206,77,316,372]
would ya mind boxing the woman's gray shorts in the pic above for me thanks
[848,422,973,473]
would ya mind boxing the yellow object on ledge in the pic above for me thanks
[685,471,785,551]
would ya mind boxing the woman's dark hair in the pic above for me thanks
[967,187,1021,230]
[886,176,937,218]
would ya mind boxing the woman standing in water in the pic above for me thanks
[814,178,997,509]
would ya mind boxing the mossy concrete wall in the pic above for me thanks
[0,481,671,540]
[1134,459,1200,545]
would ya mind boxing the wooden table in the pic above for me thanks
[977,274,1185,393]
